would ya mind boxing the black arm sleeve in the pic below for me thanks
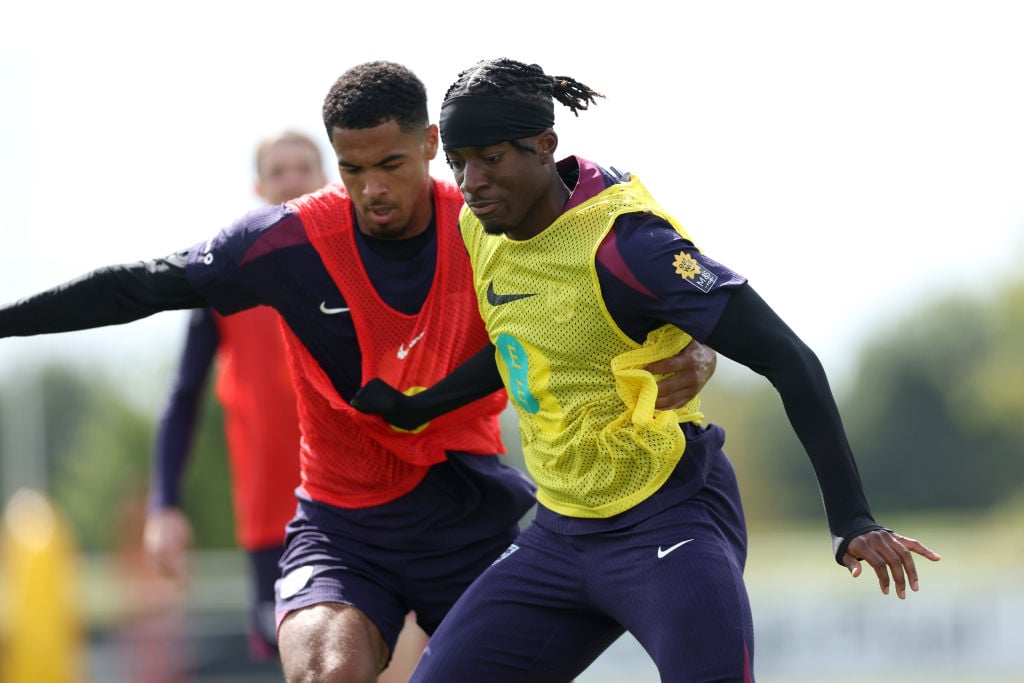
[350,343,503,431]
[705,283,883,563]
[0,251,206,337]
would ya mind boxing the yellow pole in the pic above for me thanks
[0,488,83,683]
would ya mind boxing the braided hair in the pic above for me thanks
[442,58,603,116]
[322,61,429,136]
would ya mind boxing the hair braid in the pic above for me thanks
[549,75,603,116]
[443,58,604,117]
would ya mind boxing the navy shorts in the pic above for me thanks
[275,453,535,654]
[410,424,754,683]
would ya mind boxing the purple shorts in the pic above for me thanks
[274,453,535,652]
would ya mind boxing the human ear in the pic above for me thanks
[424,124,440,161]
[538,129,558,162]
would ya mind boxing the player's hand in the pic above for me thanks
[842,529,941,599]
[143,507,194,585]
[351,378,424,430]
[351,378,404,415]
[645,341,717,410]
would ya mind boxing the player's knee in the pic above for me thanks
[278,603,386,683]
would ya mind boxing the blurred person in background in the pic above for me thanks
[142,130,428,679]
[143,129,325,663]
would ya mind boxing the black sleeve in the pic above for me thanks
[351,343,502,431]
[705,283,883,563]
[0,251,206,337]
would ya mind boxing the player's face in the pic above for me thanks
[444,131,558,241]
[256,140,328,204]
[331,120,439,240]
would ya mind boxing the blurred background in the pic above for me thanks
[2,1,1022,681]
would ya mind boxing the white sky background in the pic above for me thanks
[2,0,1023,405]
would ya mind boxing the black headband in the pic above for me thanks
[439,95,554,150]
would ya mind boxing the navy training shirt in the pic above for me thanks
[185,201,437,402]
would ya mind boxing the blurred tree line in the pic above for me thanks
[0,279,1022,552]
[0,364,234,551]
[703,278,1024,528]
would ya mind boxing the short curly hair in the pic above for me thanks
[322,61,429,136]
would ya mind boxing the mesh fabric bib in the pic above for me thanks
[284,181,506,508]
[462,175,703,518]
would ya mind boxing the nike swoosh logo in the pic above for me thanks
[487,281,537,306]
[397,330,427,360]
[657,539,694,559]
[320,302,350,315]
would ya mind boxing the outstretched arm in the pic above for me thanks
[706,283,940,597]
[0,251,205,337]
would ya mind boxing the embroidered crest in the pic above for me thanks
[673,251,719,293]
[673,252,701,280]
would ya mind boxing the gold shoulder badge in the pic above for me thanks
[673,251,701,280]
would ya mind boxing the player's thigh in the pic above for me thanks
[636,544,752,681]
[278,602,388,683]
[274,528,410,676]
[600,507,752,681]
[406,522,521,634]
[412,524,624,683]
